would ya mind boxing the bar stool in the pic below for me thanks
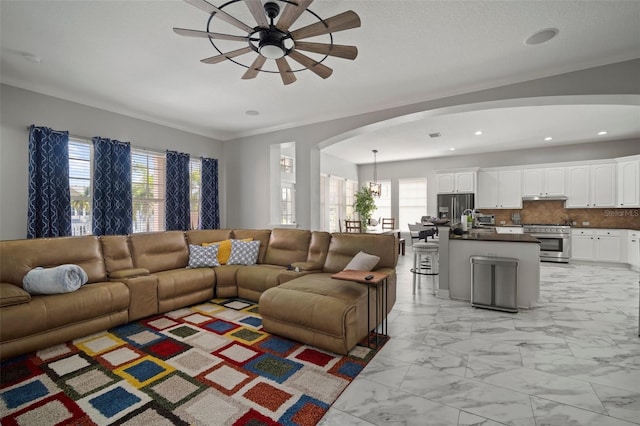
[411,241,439,295]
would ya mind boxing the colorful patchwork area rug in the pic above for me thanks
[0,298,388,425]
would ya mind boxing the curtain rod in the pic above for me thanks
[26,126,212,159]
[26,126,164,155]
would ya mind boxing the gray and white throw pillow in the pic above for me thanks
[344,250,380,271]
[227,240,260,265]
[188,244,220,268]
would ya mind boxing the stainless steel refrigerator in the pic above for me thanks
[437,193,475,223]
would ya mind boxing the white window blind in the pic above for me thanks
[69,139,92,236]
[131,149,166,233]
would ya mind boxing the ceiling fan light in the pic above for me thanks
[259,44,285,59]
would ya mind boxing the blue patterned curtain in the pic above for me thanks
[165,150,191,231]
[200,157,220,229]
[27,125,72,238]
[92,137,132,236]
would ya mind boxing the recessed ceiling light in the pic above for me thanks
[22,53,42,63]
[245,110,259,116]
[449,147,456,151]
[598,131,608,136]
[524,28,559,46]
[474,130,483,136]
[544,137,553,141]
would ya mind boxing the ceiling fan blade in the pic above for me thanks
[242,55,267,79]
[290,10,361,40]
[173,28,250,42]
[294,41,357,60]
[244,0,269,27]
[277,0,313,32]
[201,46,253,64]
[288,50,333,79]
[276,57,297,85]
[183,0,253,33]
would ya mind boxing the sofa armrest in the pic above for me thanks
[109,268,150,280]
[0,283,31,307]
[290,261,323,272]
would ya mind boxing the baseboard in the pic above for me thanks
[436,289,450,298]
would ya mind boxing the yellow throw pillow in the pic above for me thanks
[203,238,253,265]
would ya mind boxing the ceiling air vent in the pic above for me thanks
[429,132,441,138]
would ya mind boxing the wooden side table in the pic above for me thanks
[331,270,390,349]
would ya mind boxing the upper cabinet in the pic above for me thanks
[522,167,566,197]
[616,156,640,207]
[436,171,476,193]
[566,162,616,208]
[477,169,522,209]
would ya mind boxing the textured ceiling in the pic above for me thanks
[1,0,639,163]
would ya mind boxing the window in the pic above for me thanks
[280,183,295,224]
[371,180,391,223]
[280,155,294,174]
[328,176,345,232]
[131,149,165,233]
[399,178,427,231]
[189,158,201,230]
[69,139,92,236]
[345,179,358,222]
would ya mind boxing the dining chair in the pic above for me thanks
[344,220,362,233]
[381,218,396,230]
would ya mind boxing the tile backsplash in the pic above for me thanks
[481,201,640,229]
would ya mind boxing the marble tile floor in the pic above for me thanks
[320,247,640,426]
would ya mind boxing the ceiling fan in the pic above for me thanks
[173,0,361,85]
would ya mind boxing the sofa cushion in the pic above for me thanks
[100,235,134,275]
[236,264,285,301]
[188,244,220,268]
[227,240,260,265]
[0,283,31,307]
[263,228,311,267]
[0,281,129,343]
[0,236,107,286]
[129,231,189,273]
[231,229,271,264]
[344,251,380,271]
[155,268,215,313]
[185,229,233,246]
[324,233,397,273]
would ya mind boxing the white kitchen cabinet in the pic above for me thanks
[628,230,640,271]
[571,228,622,263]
[566,162,616,208]
[477,169,522,208]
[522,167,566,197]
[616,156,640,207]
[436,171,476,193]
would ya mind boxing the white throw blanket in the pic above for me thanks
[23,264,89,295]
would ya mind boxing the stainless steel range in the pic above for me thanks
[522,224,571,263]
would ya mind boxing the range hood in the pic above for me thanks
[522,195,568,201]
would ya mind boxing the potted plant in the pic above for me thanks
[353,186,377,231]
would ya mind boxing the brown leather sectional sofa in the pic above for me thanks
[0,228,397,359]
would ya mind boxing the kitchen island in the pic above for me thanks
[437,226,541,309]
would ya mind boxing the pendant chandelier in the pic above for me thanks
[369,149,381,198]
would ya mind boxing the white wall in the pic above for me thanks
[320,152,358,180]
[224,59,640,231]
[0,84,223,240]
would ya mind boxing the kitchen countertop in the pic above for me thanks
[450,229,541,243]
